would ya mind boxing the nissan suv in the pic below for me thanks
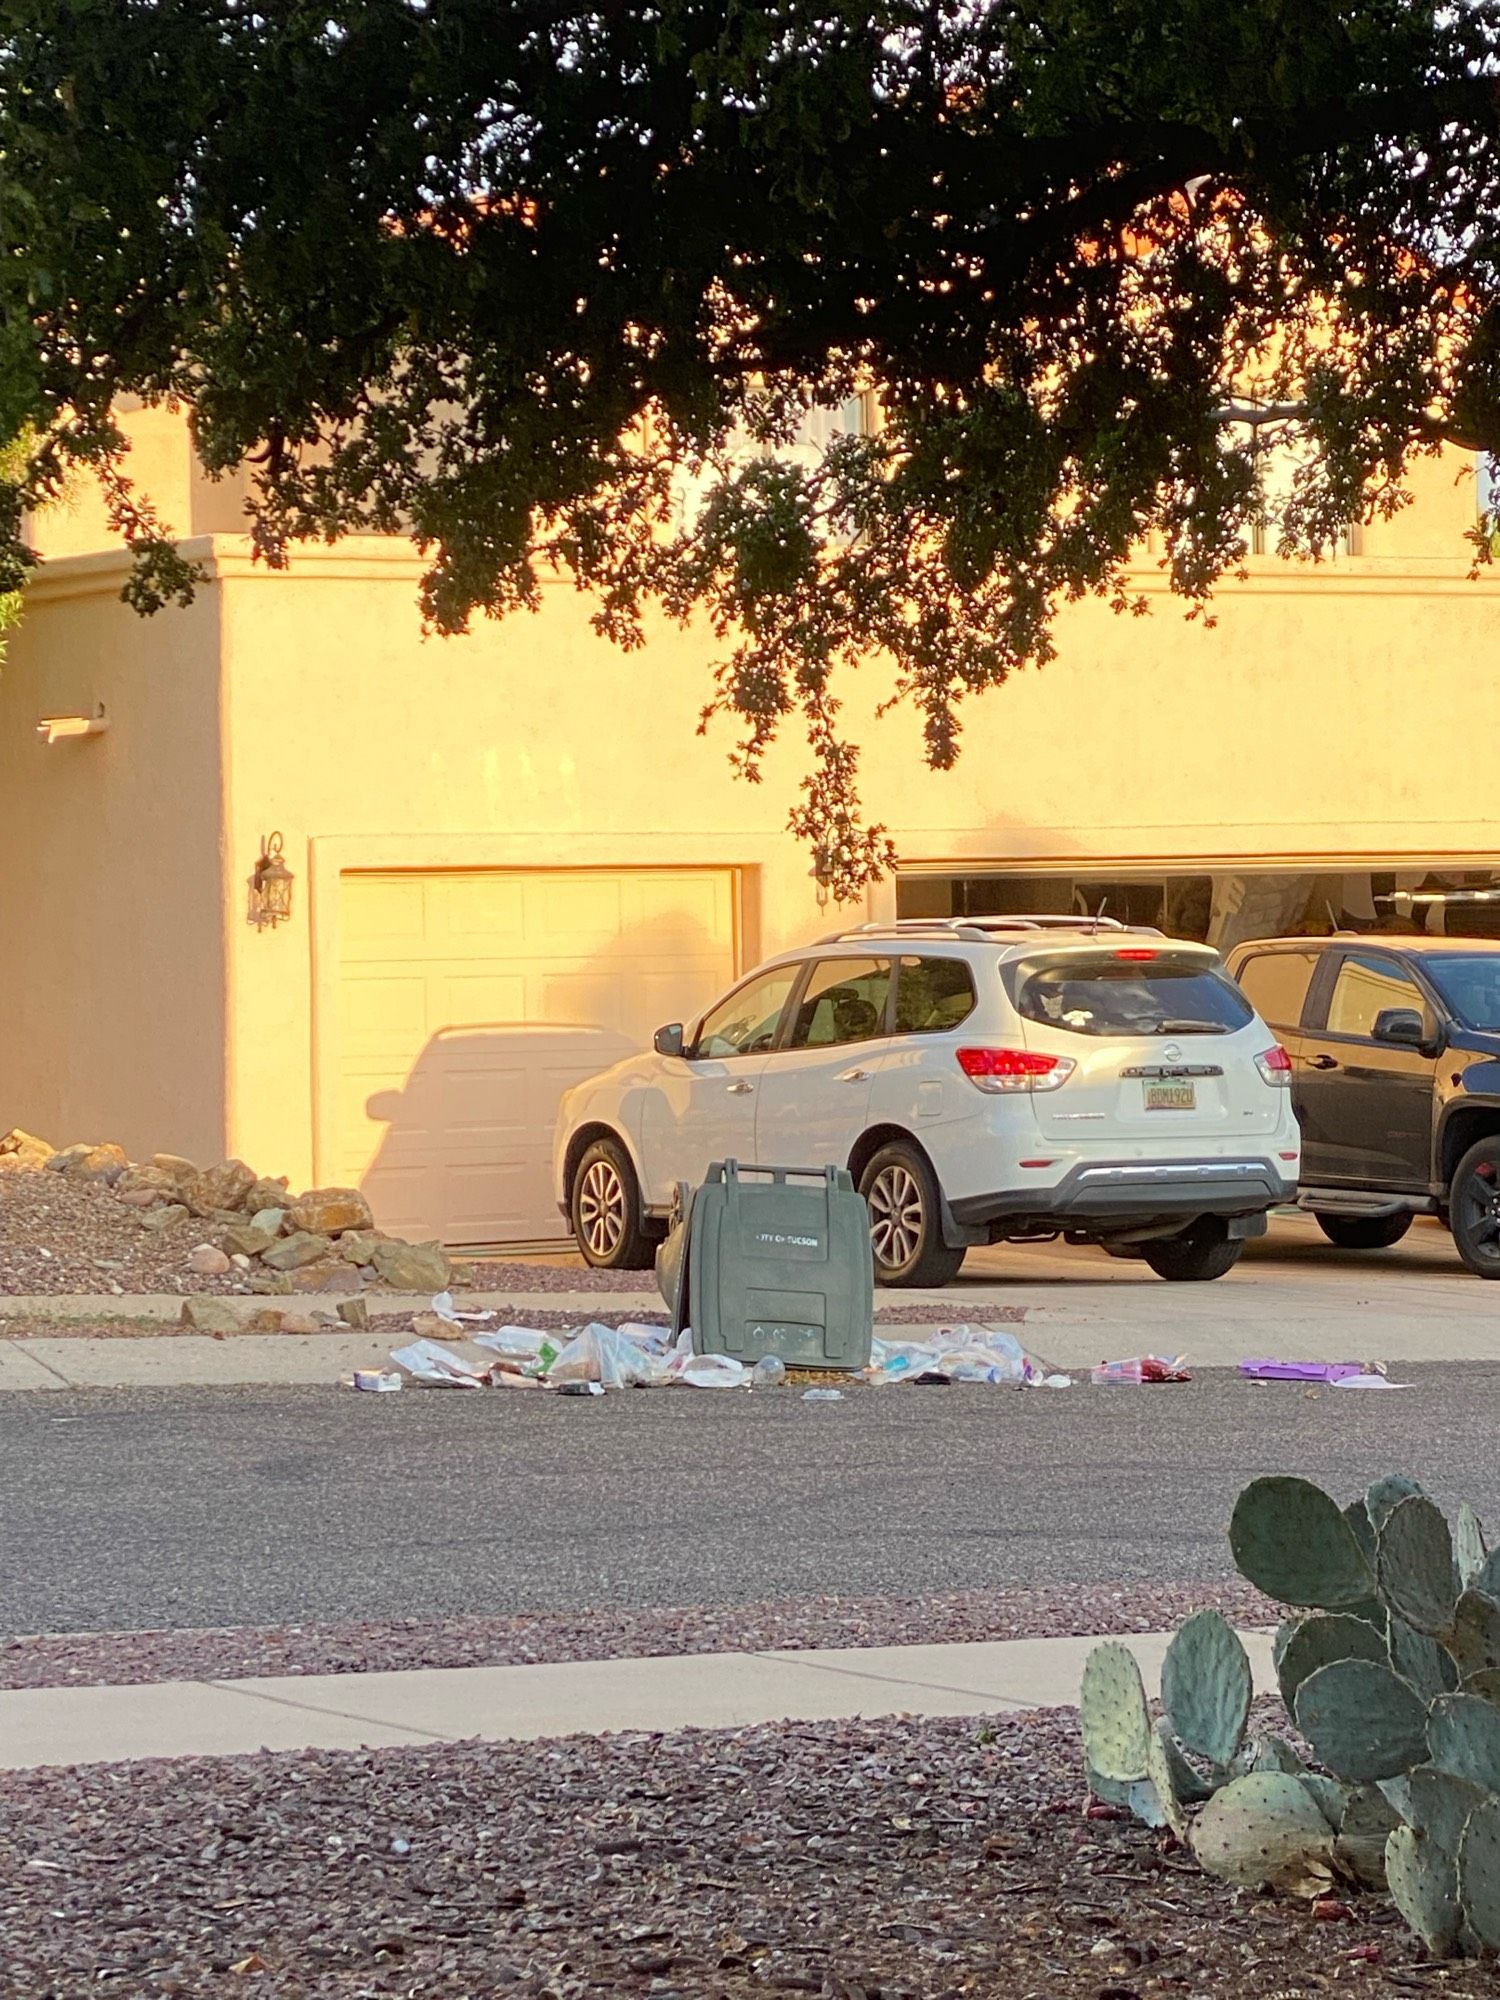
[1227,933,1500,1277]
[554,917,1300,1286]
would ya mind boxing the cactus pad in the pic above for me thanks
[1161,1610,1252,1768]
[1407,1764,1486,1856]
[1458,1796,1500,1951]
[1277,1612,1388,1712]
[1389,1617,1459,1702]
[1378,1494,1459,1638]
[1080,1641,1151,1784]
[1147,1721,1190,1837]
[1230,1476,1375,1609]
[1366,1475,1426,1534]
[1386,1826,1461,1958]
[1428,1693,1500,1793]
[1191,1772,1336,1893]
[1337,1784,1400,1888]
[1447,1590,1500,1677]
[1295,1658,1428,1781]
[1254,1735,1308,1778]
[1462,1667,1500,1704]
[1456,1502,1488,1589]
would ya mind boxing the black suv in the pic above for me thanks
[1225,935,1500,1277]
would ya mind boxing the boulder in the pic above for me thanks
[243,1174,291,1215]
[187,1243,232,1276]
[77,1143,130,1183]
[260,1229,334,1272]
[152,1153,201,1186]
[370,1238,453,1293]
[247,1308,286,1332]
[337,1229,385,1265]
[285,1256,362,1294]
[46,1144,93,1174]
[116,1187,164,1210]
[223,1221,278,1260]
[230,1253,251,1271]
[336,1296,370,1330]
[178,1298,246,1333]
[286,1186,375,1237]
[0,1128,54,1165]
[137,1203,189,1233]
[188,1158,257,1216]
[249,1206,287,1237]
[118,1165,183,1200]
[278,1311,326,1336]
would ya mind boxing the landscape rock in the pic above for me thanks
[116,1187,163,1209]
[223,1221,278,1260]
[278,1312,325,1335]
[230,1252,251,1270]
[247,1270,296,1296]
[371,1238,453,1293]
[336,1296,370,1329]
[46,1145,94,1174]
[178,1298,246,1333]
[286,1186,374,1237]
[337,1228,385,1265]
[137,1203,189,1233]
[300,1257,362,1294]
[260,1230,334,1272]
[152,1153,200,1185]
[187,1243,232,1276]
[0,1129,54,1165]
[117,1166,182,1201]
[249,1206,287,1236]
[188,1158,256,1216]
[76,1144,130,1184]
[247,1309,286,1332]
[243,1175,290,1215]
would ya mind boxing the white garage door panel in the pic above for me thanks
[334,869,737,1245]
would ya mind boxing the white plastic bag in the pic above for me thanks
[389,1338,489,1388]
[473,1325,556,1361]
[550,1323,670,1390]
[671,1352,746,1389]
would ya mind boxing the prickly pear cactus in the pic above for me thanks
[1080,1642,1151,1785]
[1082,1470,1500,1959]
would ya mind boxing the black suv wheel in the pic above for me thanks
[859,1141,965,1288]
[571,1136,655,1270]
[1315,1212,1413,1251]
[1450,1137,1500,1279]
[1140,1218,1243,1283]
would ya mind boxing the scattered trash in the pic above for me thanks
[550,1323,670,1390]
[802,1387,844,1402]
[863,1326,1071,1388]
[672,1352,746,1389]
[1090,1355,1191,1386]
[751,1354,787,1389]
[556,1380,606,1397]
[1332,1373,1410,1391]
[1240,1359,1373,1384]
[340,1368,402,1393]
[429,1290,492,1325]
[388,1338,490,1388]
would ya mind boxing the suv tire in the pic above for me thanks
[1450,1136,1500,1279]
[859,1142,965,1289]
[571,1136,654,1271]
[1140,1219,1243,1283]
[1315,1212,1413,1251]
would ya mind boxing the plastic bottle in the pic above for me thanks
[751,1355,787,1388]
[802,1386,844,1402]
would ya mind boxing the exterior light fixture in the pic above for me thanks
[36,703,108,745]
[248,832,294,929]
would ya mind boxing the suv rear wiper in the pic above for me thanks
[1151,1019,1230,1035]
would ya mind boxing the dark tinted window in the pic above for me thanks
[1418,954,1500,1030]
[1326,954,1425,1039]
[785,957,892,1050]
[694,965,799,1058]
[894,955,978,1034]
[1014,954,1254,1038]
[1236,950,1320,1030]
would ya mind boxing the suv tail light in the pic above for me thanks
[957,1047,1076,1094]
[1256,1045,1293,1087]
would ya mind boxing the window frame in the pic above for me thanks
[1313,949,1434,1045]
[1233,946,1324,1033]
[688,962,803,1061]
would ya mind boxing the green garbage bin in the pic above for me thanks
[659,1159,873,1371]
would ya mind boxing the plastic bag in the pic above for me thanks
[473,1325,557,1362]
[550,1323,670,1390]
[1091,1355,1191,1385]
[389,1338,489,1388]
[670,1352,746,1389]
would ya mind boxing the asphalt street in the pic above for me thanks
[4,1365,1498,1636]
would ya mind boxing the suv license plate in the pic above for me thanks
[1145,1082,1196,1111]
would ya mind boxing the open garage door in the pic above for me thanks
[332,868,738,1245]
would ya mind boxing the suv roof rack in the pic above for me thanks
[815,915,1167,945]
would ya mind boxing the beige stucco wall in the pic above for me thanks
[0,554,229,1161]
[7,403,1498,1188]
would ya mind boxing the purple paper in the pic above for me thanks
[1239,1359,1367,1383]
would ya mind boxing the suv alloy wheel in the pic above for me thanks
[859,1141,965,1288]
[571,1136,655,1271]
[1450,1136,1500,1279]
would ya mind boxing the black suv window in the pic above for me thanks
[894,955,978,1034]
[785,957,892,1049]
[1236,950,1320,1031]
[1325,953,1426,1039]
[1423,955,1500,1031]
[1013,952,1253,1037]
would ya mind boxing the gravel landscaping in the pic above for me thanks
[0,1582,1277,1689]
[0,1165,246,1296]
[1,1709,1480,2000]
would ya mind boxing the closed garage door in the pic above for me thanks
[333,868,738,1245]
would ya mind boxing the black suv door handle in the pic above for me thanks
[1310,1054,1339,1071]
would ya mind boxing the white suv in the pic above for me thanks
[553,916,1301,1285]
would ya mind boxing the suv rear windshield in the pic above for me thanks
[1423,955,1500,1032]
[1012,953,1254,1038]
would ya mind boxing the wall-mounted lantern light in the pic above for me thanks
[248,832,294,929]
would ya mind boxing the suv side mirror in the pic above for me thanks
[653,1022,686,1058]
[1372,1007,1426,1049]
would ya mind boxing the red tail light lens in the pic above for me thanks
[1256,1045,1293,1087]
[956,1047,1076,1094]
[1114,947,1158,961]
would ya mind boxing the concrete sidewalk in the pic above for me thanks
[0,1628,1275,1769]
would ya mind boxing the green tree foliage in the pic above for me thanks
[3,2,1499,892]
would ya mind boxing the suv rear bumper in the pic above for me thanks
[949,1157,1297,1232]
